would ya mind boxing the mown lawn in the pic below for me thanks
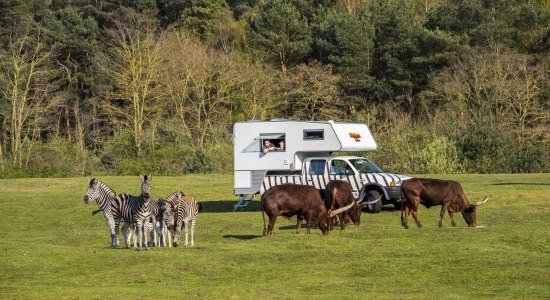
[0,174,548,299]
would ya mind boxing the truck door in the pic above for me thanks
[329,159,362,198]
[305,159,327,188]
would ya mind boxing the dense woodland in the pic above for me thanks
[0,0,548,177]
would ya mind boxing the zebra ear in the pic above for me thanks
[89,178,96,186]
[140,175,144,182]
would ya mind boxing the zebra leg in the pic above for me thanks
[154,221,163,247]
[112,219,121,248]
[140,223,149,250]
[184,220,189,246]
[164,225,172,247]
[190,219,196,247]
[105,214,118,248]
[121,222,131,248]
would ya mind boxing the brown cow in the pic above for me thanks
[324,180,381,230]
[401,178,490,228]
[261,184,355,236]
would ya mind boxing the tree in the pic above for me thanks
[316,8,375,108]
[96,14,165,157]
[0,30,61,166]
[247,0,312,73]
[429,45,548,143]
[281,61,343,121]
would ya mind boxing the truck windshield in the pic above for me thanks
[349,159,382,173]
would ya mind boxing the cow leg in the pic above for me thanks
[439,202,450,228]
[409,198,423,228]
[267,215,277,236]
[296,216,303,234]
[402,202,411,229]
[306,218,313,234]
[448,209,456,227]
[339,213,346,230]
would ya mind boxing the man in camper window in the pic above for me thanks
[263,140,275,153]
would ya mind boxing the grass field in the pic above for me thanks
[0,174,548,299]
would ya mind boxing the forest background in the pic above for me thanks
[0,0,548,178]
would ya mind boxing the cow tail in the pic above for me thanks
[261,195,266,236]
[400,186,405,227]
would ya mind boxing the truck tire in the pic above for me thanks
[365,190,383,214]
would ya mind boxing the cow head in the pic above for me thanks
[324,201,358,232]
[462,195,491,227]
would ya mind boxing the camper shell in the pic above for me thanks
[233,120,410,211]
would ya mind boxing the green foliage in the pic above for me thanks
[177,0,232,40]
[247,0,312,72]
[0,138,100,178]
[183,147,214,174]
[427,0,550,53]
[316,8,375,101]
[0,0,548,177]
[453,124,550,173]
[369,130,460,174]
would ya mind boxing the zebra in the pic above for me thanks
[163,194,202,247]
[83,176,153,250]
[84,178,121,248]
[122,190,182,248]
[128,198,168,247]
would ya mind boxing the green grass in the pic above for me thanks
[0,174,548,298]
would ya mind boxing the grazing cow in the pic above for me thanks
[324,180,381,230]
[261,184,355,236]
[400,178,491,229]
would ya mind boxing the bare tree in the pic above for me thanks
[97,15,165,157]
[431,46,548,142]
[0,30,61,167]
[281,61,343,121]
[161,31,278,147]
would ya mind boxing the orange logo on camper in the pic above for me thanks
[349,132,361,142]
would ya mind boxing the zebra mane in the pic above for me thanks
[94,179,117,198]
[165,191,183,203]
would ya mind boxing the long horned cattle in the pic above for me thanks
[261,184,361,236]
[324,180,381,229]
[400,178,491,228]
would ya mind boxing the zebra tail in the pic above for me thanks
[92,209,101,215]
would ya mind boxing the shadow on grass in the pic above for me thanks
[200,200,262,213]
[492,182,550,186]
[223,235,263,240]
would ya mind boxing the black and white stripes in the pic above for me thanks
[163,194,202,247]
[84,178,201,249]
[259,173,408,194]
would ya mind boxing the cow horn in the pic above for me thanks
[359,194,382,206]
[471,195,491,207]
[329,201,356,218]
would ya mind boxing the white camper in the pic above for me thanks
[233,120,410,212]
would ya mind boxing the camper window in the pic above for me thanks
[308,159,326,175]
[303,129,324,140]
[259,133,286,153]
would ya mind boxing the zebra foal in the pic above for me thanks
[163,194,202,247]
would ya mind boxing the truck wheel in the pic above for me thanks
[365,190,383,213]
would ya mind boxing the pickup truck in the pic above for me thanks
[259,156,411,213]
